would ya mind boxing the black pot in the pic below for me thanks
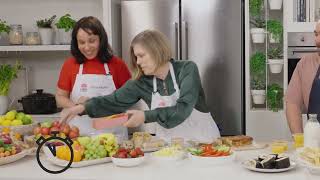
[18,89,57,114]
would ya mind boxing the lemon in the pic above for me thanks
[11,119,23,126]
[0,116,5,124]
[2,120,12,126]
[5,110,17,121]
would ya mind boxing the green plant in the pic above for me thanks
[267,83,283,112]
[251,79,266,90]
[55,14,76,32]
[250,0,264,17]
[0,19,10,34]
[267,20,283,42]
[0,62,23,96]
[250,16,266,28]
[268,47,283,59]
[250,51,266,78]
[36,15,56,28]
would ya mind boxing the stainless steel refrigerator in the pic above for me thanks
[121,0,244,135]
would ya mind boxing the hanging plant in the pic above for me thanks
[267,46,283,59]
[267,20,283,43]
[251,78,266,90]
[36,15,56,28]
[250,16,266,28]
[267,83,283,112]
[250,0,264,17]
[250,51,266,78]
[0,19,10,34]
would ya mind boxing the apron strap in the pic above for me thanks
[307,65,320,119]
[104,63,111,75]
[79,64,84,75]
[153,62,179,93]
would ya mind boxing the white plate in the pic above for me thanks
[188,152,235,165]
[242,160,297,173]
[111,156,145,167]
[296,149,320,174]
[43,147,111,168]
[0,149,31,165]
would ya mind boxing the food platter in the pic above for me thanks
[0,149,31,165]
[242,160,297,173]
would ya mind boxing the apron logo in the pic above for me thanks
[80,83,88,92]
[158,101,166,107]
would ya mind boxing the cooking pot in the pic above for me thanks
[18,89,57,114]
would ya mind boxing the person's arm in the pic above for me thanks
[144,61,201,129]
[85,80,141,117]
[285,59,304,134]
[55,88,75,108]
[286,102,303,133]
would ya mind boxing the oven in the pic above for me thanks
[287,32,319,83]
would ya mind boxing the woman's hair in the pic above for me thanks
[71,16,113,64]
[129,29,172,79]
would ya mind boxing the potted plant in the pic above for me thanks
[268,0,283,10]
[250,0,264,17]
[55,14,76,45]
[267,83,283,112]
[267,19,283,43]
[0,62,22,115]
[36,15,56,45]
[250,52,266,104]
[250,16,266,43]
[0,19,10,45]
[268,47,283,73]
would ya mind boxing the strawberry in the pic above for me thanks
[129,149,138,158]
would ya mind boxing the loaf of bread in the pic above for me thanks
[219,135,253,147]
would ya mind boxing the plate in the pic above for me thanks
[0,149,31,165]
[188,152,235,165]
[296,148,320,174]
[242,160,297,173]
[111,156,145,167]
[43,147,111,168]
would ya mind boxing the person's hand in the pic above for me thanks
[76,96,90,105]
[60,105,85,124]
[123,110,145,127]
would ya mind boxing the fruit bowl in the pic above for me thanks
[111,156,145,167]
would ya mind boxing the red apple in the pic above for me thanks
[135,147,144,156]
[49,126,60,134]
[118,151,127,158]
[68,130,79,139]
[129,149,138,158]
[70,126,79,134]
[60,124,70,135]
[33,126,41,135]
[41,127,50,135]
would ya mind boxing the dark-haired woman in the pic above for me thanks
[56,16,131,140]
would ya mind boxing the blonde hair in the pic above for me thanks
[129,29,172,79]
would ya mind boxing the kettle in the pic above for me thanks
[304,114,320,148]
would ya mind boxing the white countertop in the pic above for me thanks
[0,148,319,180]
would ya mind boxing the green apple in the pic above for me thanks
[25,115,32,120]
[40,121,52,128]
[16,112,25,120]
[22,116,32,125]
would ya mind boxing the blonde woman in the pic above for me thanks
[60,29,220,142]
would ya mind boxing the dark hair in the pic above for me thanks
[71,16,113,64]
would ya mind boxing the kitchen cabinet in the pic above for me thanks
[0,0,121,121]
[284,0,318,32]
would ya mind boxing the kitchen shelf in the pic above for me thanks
[0,45,70,52]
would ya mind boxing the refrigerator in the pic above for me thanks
[121,0,244,136]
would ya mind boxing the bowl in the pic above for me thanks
[111,156,145,167]
[188,151,235,165]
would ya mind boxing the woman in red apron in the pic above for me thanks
[56,16,131,140]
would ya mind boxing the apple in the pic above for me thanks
[49,126,60,134]
[129,149,138,158]
[41,127,50,135]
[118,151,127,158]
[68,131,79,139]
[70,126,79,134]
[60,124,70,135]
[33,126,41,135]
[135,147,144,156]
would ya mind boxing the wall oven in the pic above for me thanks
[287,32,319,83]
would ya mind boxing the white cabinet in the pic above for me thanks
[284,0,318,32]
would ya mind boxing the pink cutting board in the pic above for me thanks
[92,113,128,130]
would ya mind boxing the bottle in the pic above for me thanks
[9,24,23,45]
[303,114,320,148]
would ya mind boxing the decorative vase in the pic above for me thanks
[38,28,54,45]
[269,0,283,10]
[251,90,266,104]
[250,28,265,43]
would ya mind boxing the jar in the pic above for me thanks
[9,24,23,45]
[25,32,40,45]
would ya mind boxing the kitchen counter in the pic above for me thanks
[0,148,319,180]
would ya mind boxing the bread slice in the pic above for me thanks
[219,135,253,147]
